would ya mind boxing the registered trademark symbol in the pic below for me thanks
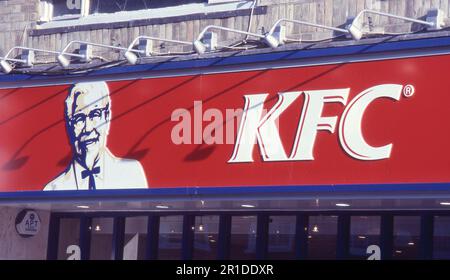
[403,85,415,97]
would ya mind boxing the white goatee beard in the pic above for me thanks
[74,139,104,169]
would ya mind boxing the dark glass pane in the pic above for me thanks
[57,218,80,260]
[393,216,420,259]
[89,218,114,260]
[158,216,183,260]
[267,216,296,259]
[433,216,450,259]
[349,216,380,259]
[123,216,148,260]
[53,0,82,16]
[307,216,337,259]
[230,216,257,260]
[193,216,219,260]
[90,0,206,14]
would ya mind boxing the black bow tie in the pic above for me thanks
[81,166,101,190]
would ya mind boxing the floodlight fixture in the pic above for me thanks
[58,40,138,68]
[124,35,193,65]
[0,46,64,73]
[265,18,350,47]
[194,25,267,54]
[347,9,444,41]
[0,58,19,74]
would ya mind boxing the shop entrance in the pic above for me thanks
[47,211,448,260]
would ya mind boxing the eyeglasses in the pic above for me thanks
[70,106,109,128]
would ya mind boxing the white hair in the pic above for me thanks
[65,81,111,120]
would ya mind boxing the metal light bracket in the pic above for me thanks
[203,32,218,52]
[271,25,287,45]
[79,44,92,63]
[21,49,35,67]
[138,38,153,56]
[426,9,445,30]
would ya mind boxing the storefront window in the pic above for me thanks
[159,216,183,260]
[230,216,257,260]
[123,216,148,260]
[393,216,420,259]
[267,216,296,259]
[89,218,114,260]
[193,215,219,260]
[433,216,450,259]
[349,216,380,259]
[307,216,337,259]
[57,218,80,260]
[52,0,83,18]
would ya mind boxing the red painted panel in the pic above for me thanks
[0,55,449,191]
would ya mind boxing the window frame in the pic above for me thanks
[39,0,245,24]
[40,0,90,23]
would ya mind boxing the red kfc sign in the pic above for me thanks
[0,54,449,192]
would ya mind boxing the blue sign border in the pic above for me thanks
[0,182,449,202]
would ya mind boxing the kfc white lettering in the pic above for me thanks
[338,84,403,160]
[229,84,405,162]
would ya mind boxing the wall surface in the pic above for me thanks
[1,0,450,61]
[0,0,39,55]
[0,206,49,260]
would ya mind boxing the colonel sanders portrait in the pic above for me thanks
[44,81,148,191]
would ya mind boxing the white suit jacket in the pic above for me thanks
[44,149,148,191]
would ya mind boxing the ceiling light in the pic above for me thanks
[358,236,366,239]
[241,204,255,208]
[440,202,450,206]
[336,203,350,207]
[408,242,415,246]
[95,225,101,232]
[156,205,169,209]
[312,225,319,233]
[76,205,90,209]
